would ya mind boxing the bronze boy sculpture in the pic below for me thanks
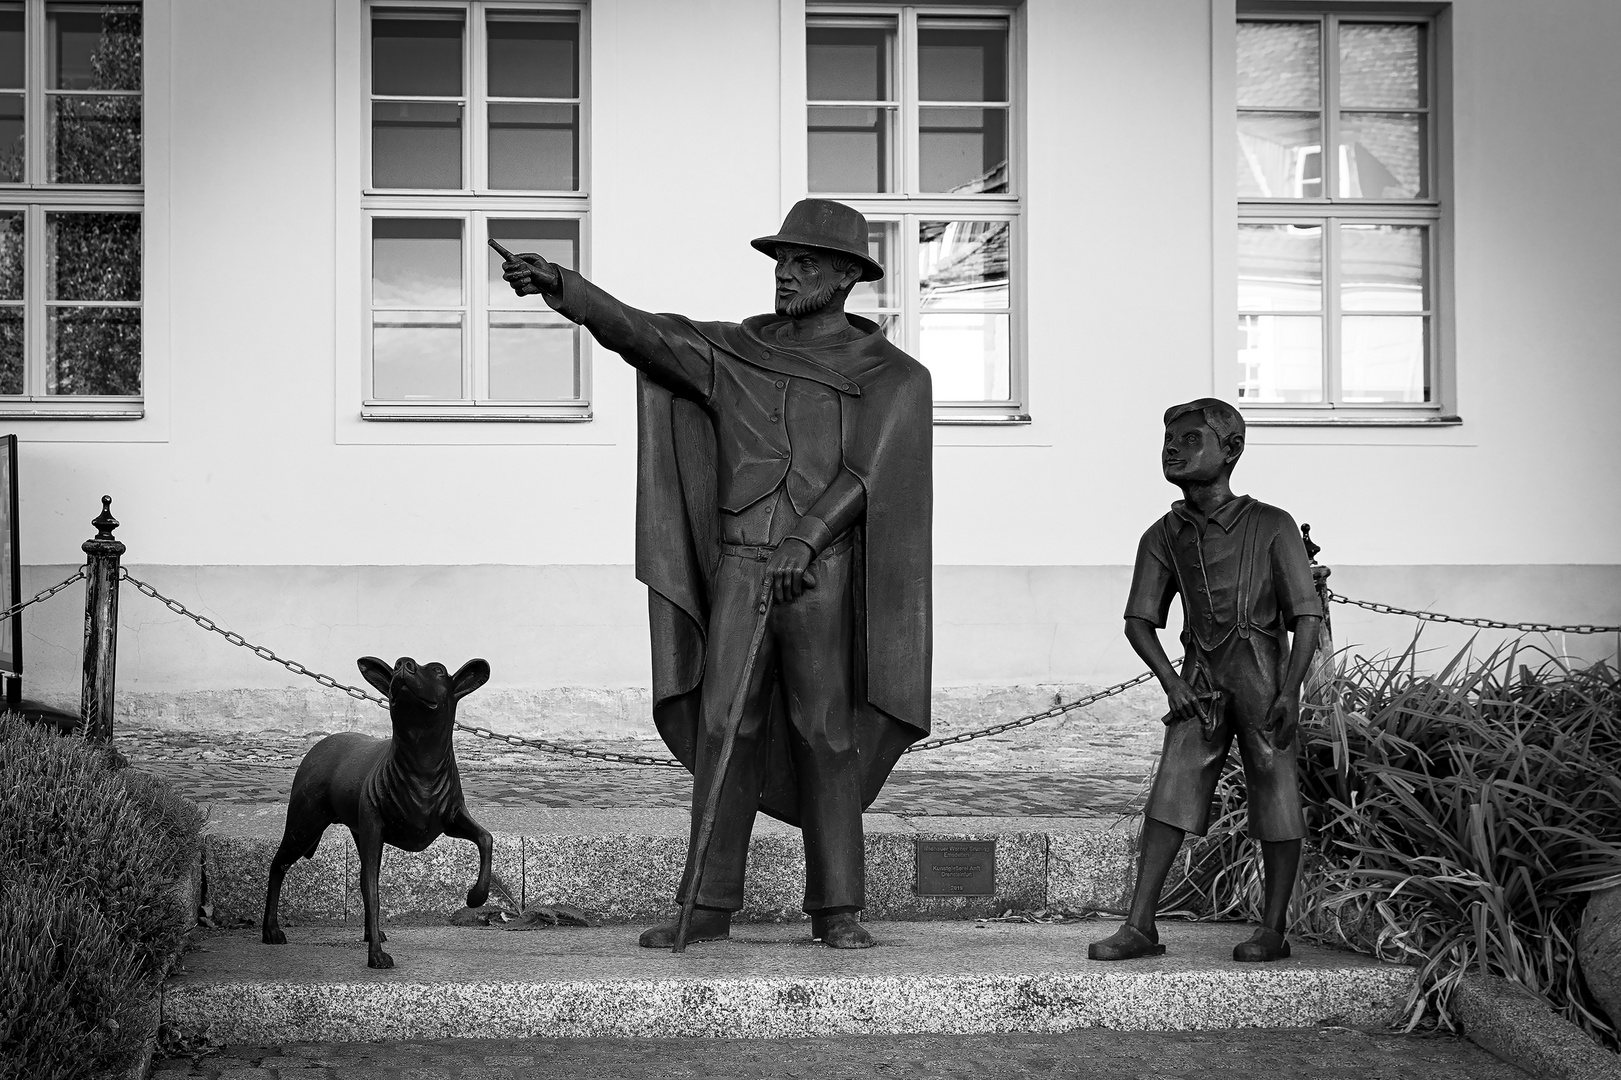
[499,199,932,950]
[1090,399,1322,963]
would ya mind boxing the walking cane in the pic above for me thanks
[672,560,816,953]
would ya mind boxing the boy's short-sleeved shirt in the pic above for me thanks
[1124,495,1321,653]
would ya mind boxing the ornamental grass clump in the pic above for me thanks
[0,714,204,1080]
[1161,638,1621,1047]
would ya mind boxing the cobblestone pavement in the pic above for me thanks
[152,1028,1527,1079]
[121,727,1149,816]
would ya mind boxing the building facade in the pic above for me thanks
[8,0,1619,733]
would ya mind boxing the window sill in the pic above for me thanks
[1242,412,1461,427]
[0,403,144,419]
[932,409,1031,426]
[361,404,594,423]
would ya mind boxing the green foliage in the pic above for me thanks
[1162,639,1621,1046]
[0,714,204,1080]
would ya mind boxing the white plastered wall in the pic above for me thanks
[10,0,1619,727]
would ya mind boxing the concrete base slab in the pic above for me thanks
[163,921,1415,1044]
[205,806,1136,927]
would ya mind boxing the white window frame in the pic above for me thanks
[359,0,591,422]
[1221,1,1455,427]
[0,0,144,420]
[793,2,1027,425]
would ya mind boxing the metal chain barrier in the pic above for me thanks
[901,666,1168,754]
[1326,588,1619,636]
[0,567,87,626]
[116,566,1616,767]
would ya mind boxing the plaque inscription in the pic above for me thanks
[915,839,996,897]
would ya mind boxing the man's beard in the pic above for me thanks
[777,280,840,317]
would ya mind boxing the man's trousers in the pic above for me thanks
[677,535,864,914]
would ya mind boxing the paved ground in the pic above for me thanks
[121,727,1150,816]
[151,1028,1528,1079]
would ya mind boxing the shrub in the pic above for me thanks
[0,714,205,1080]
[1161,639,1621,1047]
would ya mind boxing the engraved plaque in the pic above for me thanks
[915,839,996,897]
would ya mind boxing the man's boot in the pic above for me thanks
[811,911,873,949]
[637,905,731,948]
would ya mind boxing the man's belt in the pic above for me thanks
[719,531,853,563]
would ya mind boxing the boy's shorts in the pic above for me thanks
[1143,630,1307,842]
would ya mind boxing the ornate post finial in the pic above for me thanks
[92,495,119,541]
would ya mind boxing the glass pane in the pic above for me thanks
[1237,113,1321,198]
[808,106,894,193]
[919,107,1007,194]
[1235,314,1322,402]
[49,95,141,184]
[1340,113,1424,198]
[373,218,461,308]
[372,15,463,97]
[48,213,140,302]
[918,24,1007,102]
[48,4,140,91]
[919,220,1009,311]
[0,4,22,89]
[488,218,576,297]
[1237,223,1321,312]
[920,312,1009,401]
[488,312,578,400]
[488,16,577,98]
[847,220,897,312]
[47,307,140,395]
[372,311,462,399]
[1340,24,1422,109]
[1340,224,1425,312]
[372,101,462,188]
[1342,315,1427,402]
[0,211,19,298]
[1236,21,1320,109]
[0,93,19,181]
[0,305,19,394]
[488,103,577,190]
[806,24,895,101]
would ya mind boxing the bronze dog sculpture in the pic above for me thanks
[261,656,492,968]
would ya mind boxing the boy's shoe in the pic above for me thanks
[1232,926,1291,962]
[637,906,731,948]
[1087,924,1165,961]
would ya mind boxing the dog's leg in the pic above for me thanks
[262,828,320,945]
[444,804,494,909]
[352,812,393,969]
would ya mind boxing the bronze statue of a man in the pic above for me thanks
[500,199,932,950]
[1090,399,1321,964]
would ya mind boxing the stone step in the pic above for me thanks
[163,921,1416,1044]
[204,807,1141,928]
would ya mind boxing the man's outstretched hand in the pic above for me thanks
[501,254,562,297]
[765,539,818,604]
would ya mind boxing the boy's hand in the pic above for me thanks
[1161,675,1206,725]
[1264,690,1300,748]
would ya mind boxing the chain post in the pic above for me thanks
[80,496,125,742]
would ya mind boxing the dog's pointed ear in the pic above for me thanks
[451,658,491,700]
[357,656,394,697]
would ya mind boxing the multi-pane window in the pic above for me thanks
[1236,12,1439,412]
[0,2,142,414]
[363,3,586,418]
[806,8,1022,420]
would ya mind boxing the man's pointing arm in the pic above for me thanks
[500,253,713,401]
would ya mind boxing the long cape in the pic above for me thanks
[633,313,932,826]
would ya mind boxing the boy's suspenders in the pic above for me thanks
[1234,501,1259,640]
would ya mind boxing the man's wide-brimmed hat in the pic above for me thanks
[752,199,884,282]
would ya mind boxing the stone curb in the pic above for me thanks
[204,808,1142,928]
[1452,975,1621,1080]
